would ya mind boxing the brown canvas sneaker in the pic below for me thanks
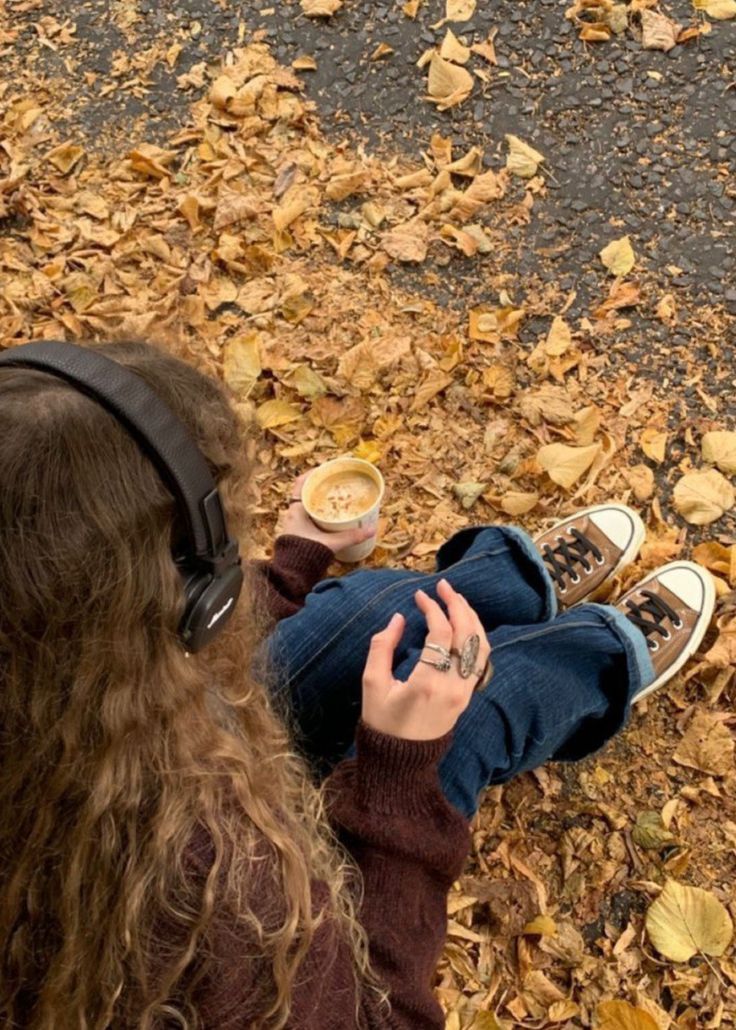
[535,505,645,608]
[617,561,716,702]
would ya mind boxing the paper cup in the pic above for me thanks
[302,457,385,563]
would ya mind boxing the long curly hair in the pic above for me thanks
[0,340,375,1028]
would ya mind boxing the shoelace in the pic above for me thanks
[624,589,683,651]
[540,529,604,592]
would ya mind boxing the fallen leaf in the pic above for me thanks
[673,709,734,777]
[505,134,545,178]
[692,0,736,17]
[453,481,487,509]
[46,142,85,174]
[645,879,733,962]
[292,54,317,70]
[626,464,655,502]
[632,811,675,850]
[545,316,572,356]
[256,398,302,429]
[672,468,735,525]
[427,54,474,109]
[445,0,476,20]
[440,28,471,63]
[471,30,497,64]
[640,427,667,463]
[223,333,261,397]
[301,0,343,15]
[702,430,736,475]
[403,0,423,16]
[353,439,383,464]
[469,305,525,342]
[500,491,539,516]
[640,9,681,50]
[600,235,636,276]
[655,293,677,325]
[337,334,411,391]
[381,221,429,262]
[370,42,394,60]
[523,914,557,937]
[284,365,328,400]
[411,368,453,411]
[580,22,612,41]
[537,442,601,490]
[593,280,641,318]
[177,193,201,230]
[596,1000,659,1030]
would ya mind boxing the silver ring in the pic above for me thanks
[424,642,452,660]
[419,656,452,673]
[453,634,480,679]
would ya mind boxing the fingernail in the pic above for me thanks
[439,578,451,588]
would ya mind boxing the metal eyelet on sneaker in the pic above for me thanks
[595,556,605,566]
[571,574,581,584]
[649,640,659,653]
[673,618,683,629]
[662,630,671,641]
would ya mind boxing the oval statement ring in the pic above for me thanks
[458,633,480,680]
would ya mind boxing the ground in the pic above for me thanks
[1,0,735,1027]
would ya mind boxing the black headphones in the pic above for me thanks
[0,341,243,652]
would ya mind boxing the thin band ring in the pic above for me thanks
[418,656,452,673]
[424,642,452,660]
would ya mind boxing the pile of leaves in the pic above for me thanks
[1,18,735,1030]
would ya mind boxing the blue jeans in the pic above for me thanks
[265,526,655,818]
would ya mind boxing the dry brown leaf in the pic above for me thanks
[693,0,736,17]
[292,54,317,70]
[594,280,641,318]
[471,30,497,63]
[223,333,261,398]
[596,1000,659,1030]
[640,9,681,50]
[445,0,476,20]
[301,0,343,15]
[500,491,539,516]
[469,305,524,343]
[537,442,601,490]
[427,54,474,109]
[440,28,471,63]
[402,0,423,16]
[505,135,545,178]
[645,879,733,962]
[702,430,736,475]
[545,316,572,356]
[580,22,612,41]
[672,468,735,525]
[600,235,636,276]
[337,334,411,391]
[626,464,654,502]
[46,142,85,174]
[655,292,677,325]
[381,221,429,263]
[640,427,667,463]
[411,368,453,411]
[256,398,302,430]
[673,709,734,777]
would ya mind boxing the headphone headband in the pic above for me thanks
[0,341,229,568]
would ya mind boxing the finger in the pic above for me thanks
[414,589,453,650]
[363,613,404,689]
[331,525,376,549]
[290,472,311,499]
[436,579,475,640]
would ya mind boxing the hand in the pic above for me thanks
[279,473,376,556]
[361,579,491,742]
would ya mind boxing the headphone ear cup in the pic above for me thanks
[178,564,244,653]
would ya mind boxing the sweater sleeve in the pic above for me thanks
[251,535,334,621]
[325,721,471,1029]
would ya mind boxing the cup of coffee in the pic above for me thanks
[302,456,385,563]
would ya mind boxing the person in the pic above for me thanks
[0,339,714,1030]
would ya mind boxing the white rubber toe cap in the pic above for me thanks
[589,505,644,558]
[657,563,710,611]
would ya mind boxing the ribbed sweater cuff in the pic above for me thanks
[354,720,454,816]
[273,535,334,576]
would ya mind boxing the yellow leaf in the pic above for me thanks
[469,305,525,342]
[645,879,733,962]
[46,142,85,174]
[640,427,667,463]
[427,54,474,109]
[440,28,471,64]
[692,540,732,576]
[403,0,422,16]
[370,41,394,60]
[600,235,636,276]
[537,442,601,490]
[445,0,476,20]
[382,221,429,263]
[505,134,545,178]
[301,0,343,15]
[693,0,736,17]
[256,399,302,429]
[596,999,659,1030]
[353,439,383,464]
[223,333,261,398]
[284,365,328,400]
[500,491,539,516]
[545,316,572,356]
[128,143,176,179]
[177,194,200,230]
[580,22,612,41]
[626,464,654,502]
[702,430,736,475]
[673,468,735,525]
[468,1013,501,1030]
[292,54,317,70]
[523,915,557,937]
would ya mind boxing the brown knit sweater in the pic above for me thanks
[192,536,471,1028]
